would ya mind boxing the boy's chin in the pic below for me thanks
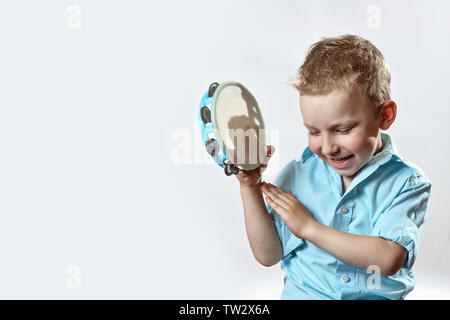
[339,171,357,177]
[335,163,366,178]
[331,162,357,175]
[335,168,355,175]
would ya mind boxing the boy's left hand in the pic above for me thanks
[260,182,316,240]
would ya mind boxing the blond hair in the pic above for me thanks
[290,34,391,117]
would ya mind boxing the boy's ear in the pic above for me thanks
[378,100,397,130]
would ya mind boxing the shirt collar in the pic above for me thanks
[300,146,314,163]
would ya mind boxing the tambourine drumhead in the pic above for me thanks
[212,82,266,171]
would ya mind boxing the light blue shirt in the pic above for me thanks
[266,133,432,300]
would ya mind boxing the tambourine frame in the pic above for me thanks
[198,81,265,176]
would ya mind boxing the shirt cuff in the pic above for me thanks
[268,204,305,258]
[376,218,419,268]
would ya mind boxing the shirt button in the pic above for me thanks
[342,275,350,283]
[340,206,349,214]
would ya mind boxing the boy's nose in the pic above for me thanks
[322,139,340,156]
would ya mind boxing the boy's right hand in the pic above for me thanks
[236,145,275,188]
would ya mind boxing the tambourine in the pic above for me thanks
[198,81,266,176]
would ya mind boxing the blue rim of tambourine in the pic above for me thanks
[198,82,228,169]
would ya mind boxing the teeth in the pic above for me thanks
[333,155,351,161]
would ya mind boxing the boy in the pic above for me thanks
[236,34,432,299]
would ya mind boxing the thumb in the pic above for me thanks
[261,145,275,165]
[265,145,275,157]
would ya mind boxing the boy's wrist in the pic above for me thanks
[239,183,261,194]
[303,219,322,242]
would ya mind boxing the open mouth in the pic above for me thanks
[329,154,354,168]
[331,155,353,162]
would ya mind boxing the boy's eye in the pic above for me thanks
[308,128,352,136]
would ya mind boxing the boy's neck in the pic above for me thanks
[372,134,384,156]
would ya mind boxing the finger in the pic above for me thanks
[261,183,290,208]
[264,183,293,203]
[287,190,296,199]
[266,145,275,157]
[261,145,275,166]
[265,195,288,214]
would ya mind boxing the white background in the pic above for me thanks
[0,0,448,299]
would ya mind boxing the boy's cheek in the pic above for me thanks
[308,142,321,157]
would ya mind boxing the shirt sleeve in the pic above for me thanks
[371,170,432,268]
[266,160,305,259]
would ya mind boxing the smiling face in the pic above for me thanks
[300,85,384,182]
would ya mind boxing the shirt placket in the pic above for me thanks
[333,186,358,298]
